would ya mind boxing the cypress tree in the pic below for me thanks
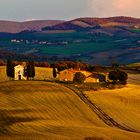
[6,59,14,80]
[31,61,35,79]
[26,61,35,80]
[53,67,57,78]
[27,62,31,80]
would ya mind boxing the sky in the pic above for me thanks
[0,0,140,21]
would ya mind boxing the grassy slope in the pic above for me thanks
[85,74,140,137]
[127,63,140,68]
[0,81,106,139]
[0,67,140,139]
[0,66,8,81]
[34,67,59,80]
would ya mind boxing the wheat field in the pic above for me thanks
[85,74,140,139]
[0,66,140,139]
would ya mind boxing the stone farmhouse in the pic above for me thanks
[59,68,102,83]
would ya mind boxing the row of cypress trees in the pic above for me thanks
[6,59,35,80]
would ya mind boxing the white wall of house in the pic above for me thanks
[14,65,26,80]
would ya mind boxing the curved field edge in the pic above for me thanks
[0,66,140,139]
[0,81,139,139]
[64,84,139,133]
[84,84,140,133]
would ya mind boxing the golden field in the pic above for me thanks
[0,66,140,139]
[84,73,140,139]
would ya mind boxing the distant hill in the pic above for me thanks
[0,16,140,65]
[0,20,64,33]
[0,16,140,33]
[43,16,140,34]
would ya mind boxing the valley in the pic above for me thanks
[0,16,140,65]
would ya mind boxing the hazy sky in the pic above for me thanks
[0,0,140,21]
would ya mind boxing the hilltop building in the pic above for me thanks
[14,65,27,80]
[59,68,100,83]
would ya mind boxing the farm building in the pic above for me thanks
[59,68,100,83]
[85,72,107,83]
[14,65,26,80]
[85,75,99,83]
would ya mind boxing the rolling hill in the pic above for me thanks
[43,16,140,32]
[0,67,140,139]
[0,16,140,65]
[0,20,64,33]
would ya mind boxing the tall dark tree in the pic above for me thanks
[53,67,57,78]
[6,59,14,80]
[26,61,35,80]
[31,61,35,79]
[27,62,31,80]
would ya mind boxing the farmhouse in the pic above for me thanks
[59,69,100,83]
[14,65,26,80]
[85,72,107,83]
[85,74,99,83]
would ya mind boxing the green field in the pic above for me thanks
[0,31,140,65]
[41,42,116,55]
[130,29,140,34]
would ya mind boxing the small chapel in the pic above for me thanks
[14,65,27,80]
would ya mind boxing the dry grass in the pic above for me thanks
[127,63,140,68]
[127,74,140,85]
[0,67,140,139]
[85,75,140,140]
[0,81,106,139]
[34,67,59,81]
[100,22,128,27]
[0,66,9,82]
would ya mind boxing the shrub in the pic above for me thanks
[117,70,128,85]
[73,72,86,84]
[108,70,128,85]
[108,71,118,83]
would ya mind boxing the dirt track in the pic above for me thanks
[65,85,140,133]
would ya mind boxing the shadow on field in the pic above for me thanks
[0,109,41,135]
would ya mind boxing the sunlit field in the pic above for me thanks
[0,66,140,139]
[84,74,140,139]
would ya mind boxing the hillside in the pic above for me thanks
[0,20,64,33]
[0,66,140,139]
[85,83,140,133]
[43,16,140,32]
[0,16,140,65]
